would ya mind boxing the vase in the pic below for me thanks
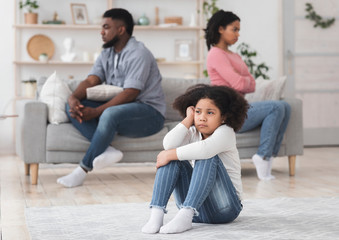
[138,14,150,26]
[25,13,38,24]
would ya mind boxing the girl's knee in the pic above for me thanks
[214,207,241,223]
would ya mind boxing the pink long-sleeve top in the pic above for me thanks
[206,46,255,95]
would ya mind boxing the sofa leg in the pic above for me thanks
[288,155,296,176]
[25,163,30,175]
[30,163,39,185]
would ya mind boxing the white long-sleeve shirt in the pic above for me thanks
[163,123,243,200]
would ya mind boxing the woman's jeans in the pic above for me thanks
[238,100,291,159]
[66,100,165,171]
[150,156,242,224]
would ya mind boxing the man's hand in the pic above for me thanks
[68,95,84,123]
[156,149,178,169]
[80,107,101,122]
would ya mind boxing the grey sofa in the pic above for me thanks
[16,78,304,184]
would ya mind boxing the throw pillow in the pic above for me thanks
[245,76,287,103]
[39,71,72,124]
[86,85,123,101]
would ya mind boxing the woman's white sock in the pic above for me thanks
[57,166,87,188]
[93,146,123,169]
[159,208,194,234]
[141,208,164,234]
[267,157,276,180]
[252,154,270,180]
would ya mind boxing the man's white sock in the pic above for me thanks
[159,208,194,234]
[141,208,164,234]
[57,166,87,188]
[252,154,270,180]
[93,146,123,170]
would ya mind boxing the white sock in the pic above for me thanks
[141,208,164,234]
[159,208,194,234]
[267,157,276,180]
[252,154,270,180]
[57,166,87,188]
[93,146,123,170]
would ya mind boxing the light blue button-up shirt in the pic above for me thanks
[88,37,166,117]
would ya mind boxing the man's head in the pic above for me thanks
[101,8,134,49]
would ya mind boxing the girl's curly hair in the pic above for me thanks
[172,84,249,132]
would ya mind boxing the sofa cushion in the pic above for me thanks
[46,123,90,152]
[86,85,123,101]
[162,77,210,121]
[245,76,286,103]
[46,123,168,152]
[39,71,72,124]
[235,128,261,147]
[112,127,167,151]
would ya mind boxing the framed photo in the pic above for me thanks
[71,3,89,24]
[175,39,193,61]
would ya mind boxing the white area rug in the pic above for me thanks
[25,197,339,240]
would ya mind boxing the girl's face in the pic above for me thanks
[194,98,225,139]
[218,20,240,46]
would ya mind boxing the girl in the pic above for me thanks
[205,10,291,180]
[142,84,249,234]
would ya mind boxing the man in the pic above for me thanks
[57,8,166,188]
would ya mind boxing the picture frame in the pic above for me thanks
[175,39,193,61]
[70,3,89,24]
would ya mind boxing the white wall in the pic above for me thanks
[218,0,283,80]
[0,0,282,155]
[0,1,15,155]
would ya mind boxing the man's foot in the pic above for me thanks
[159,208,194,234]
[141,208,164,234]
[57,166,87,188]
[93,146,123,170]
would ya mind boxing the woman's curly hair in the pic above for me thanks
[172,84,249,132]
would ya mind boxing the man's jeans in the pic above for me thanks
[66,100,165,171]
[238,100,291,159]
[150,156,242,224]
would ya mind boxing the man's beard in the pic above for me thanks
[102,36,120,49]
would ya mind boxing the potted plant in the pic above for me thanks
[19,0,39,24]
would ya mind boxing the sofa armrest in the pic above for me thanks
[16,100,48,164]
[282,98,304,156]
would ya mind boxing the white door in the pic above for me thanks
[283,0,339,146]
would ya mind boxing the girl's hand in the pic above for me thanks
[156,149,177,168]
[182,106,195,129]
[186,106,195,119]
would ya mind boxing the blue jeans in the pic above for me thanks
[238,100,291,159]
[66,100,165,171]
[150,156,242,224]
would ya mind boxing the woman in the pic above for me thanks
[205,10,291,180]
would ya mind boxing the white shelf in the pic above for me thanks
[14,0,205,98]
[14,61,95,65]
[14,60,203,65]
[14,24,101,30]
[14,24,202,31]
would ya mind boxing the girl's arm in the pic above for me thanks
[162,106,195,150]
[176,125,236,160]
[207,49,255,94]
[157,107,195,168]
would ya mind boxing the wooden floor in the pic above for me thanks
[0,147,338,239]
